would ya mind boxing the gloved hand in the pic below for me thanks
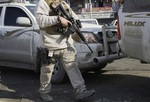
[59,16,72,27]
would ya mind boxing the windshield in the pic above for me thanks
[26,6,36,15]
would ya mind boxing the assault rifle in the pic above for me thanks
[50,3,93,53]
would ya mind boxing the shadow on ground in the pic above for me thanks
[0,67,150,102]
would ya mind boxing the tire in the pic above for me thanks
[51,59,66,83]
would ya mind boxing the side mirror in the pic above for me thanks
[16,17,31,27]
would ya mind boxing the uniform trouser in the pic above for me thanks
[39,47,86,94]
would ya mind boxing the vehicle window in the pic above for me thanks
[4,7,32,26]
[0,7,2,17]
[26,6,35,15]
[123,0,150,13]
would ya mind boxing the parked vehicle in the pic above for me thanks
[118,0,150,63]
[110,19,117,27]
[0,1,123,83]
[80,19,99,25]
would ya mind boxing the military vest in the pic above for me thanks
[44,0,70,15]
[42,0,71,34]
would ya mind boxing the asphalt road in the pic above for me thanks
[0,58,150,102]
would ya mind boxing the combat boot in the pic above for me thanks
[75,89,96,101]
[40,93,53,102]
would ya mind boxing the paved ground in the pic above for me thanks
[0,58,150,102]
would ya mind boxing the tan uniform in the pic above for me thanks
[35,0,86,94]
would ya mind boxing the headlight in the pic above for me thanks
[72,32,98,43]
[82,32,98,43]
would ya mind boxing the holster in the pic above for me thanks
[37,47,49,64]
[37,47,56,65]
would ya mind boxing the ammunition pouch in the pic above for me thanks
[37,47,56,65]
[40,25,71,36]
[41,25,74,37]
[40,26,61,34]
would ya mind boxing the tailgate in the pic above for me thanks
[119,0,150,62]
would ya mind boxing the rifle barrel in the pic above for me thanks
[72,24,93,53]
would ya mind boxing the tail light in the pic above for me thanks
[117,17,121,40]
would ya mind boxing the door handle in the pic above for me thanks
[4,31,11,34]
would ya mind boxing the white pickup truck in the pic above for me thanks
[118,0,150,63]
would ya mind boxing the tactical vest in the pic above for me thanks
[42,0,71,34]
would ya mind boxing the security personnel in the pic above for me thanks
[35,0,96,101]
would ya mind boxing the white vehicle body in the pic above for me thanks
[0,3,41,71]
[80,19,99,25]
[118,0,150,63]
[0,2,104,82]
[0,1,121,82]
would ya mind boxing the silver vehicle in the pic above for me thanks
[0,1,123,83]
[0,3,41,71]
[118,0,150,63]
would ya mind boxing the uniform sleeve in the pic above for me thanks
[35,0,59,28]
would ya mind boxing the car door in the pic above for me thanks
[0,6,34,63]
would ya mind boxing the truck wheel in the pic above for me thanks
[51,59,66,83]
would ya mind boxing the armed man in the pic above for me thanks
[35,0,95,101]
